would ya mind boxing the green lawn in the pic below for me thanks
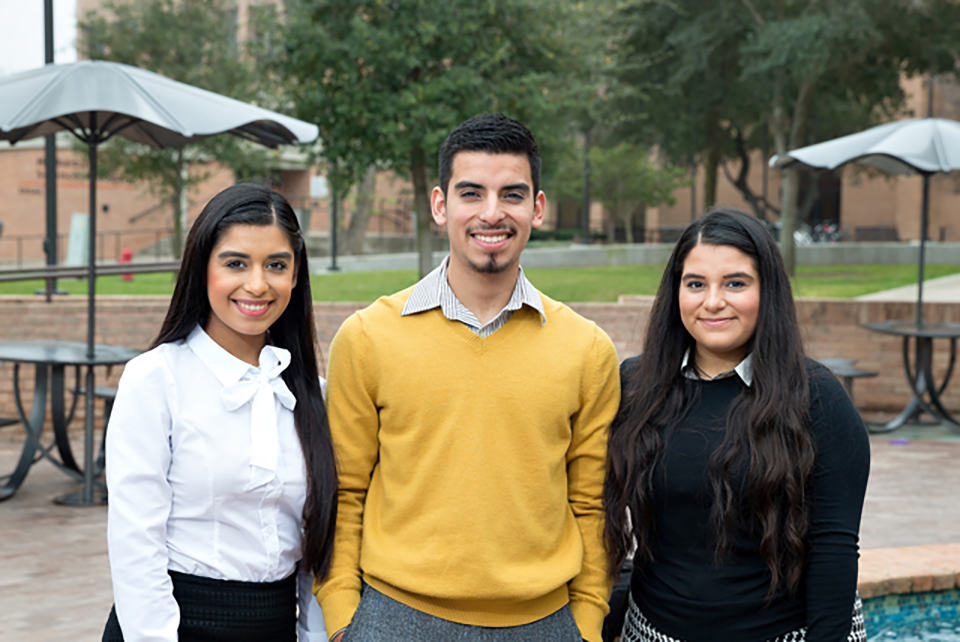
[531,264,960,301]
[1,263,957,302]
[0,272,181,296]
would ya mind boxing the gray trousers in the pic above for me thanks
[342,586,584,642]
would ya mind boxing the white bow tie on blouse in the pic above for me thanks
[221,345,297,490]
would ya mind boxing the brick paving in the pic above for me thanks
[1,428,959,640]
[0,434,112,642]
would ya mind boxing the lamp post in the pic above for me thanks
[328,188,340,272]
[42,0,60,301]
[689,154,697,224]
[582,127,591,244]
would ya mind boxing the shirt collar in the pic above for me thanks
[186,325,290,387]
[401,255,546,325]
[680,348,753,386]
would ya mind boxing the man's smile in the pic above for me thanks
[469,227,515,251]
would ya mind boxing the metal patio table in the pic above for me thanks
[0,341,139,504]
[863,320,960,434]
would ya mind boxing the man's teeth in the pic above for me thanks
[475,234,508,243]
[237,301,268,311]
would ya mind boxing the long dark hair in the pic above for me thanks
[153,183,337,578]
[604,207,812,598]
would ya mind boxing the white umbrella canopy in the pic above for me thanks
[771,118,960,175]
[0,60,318,148]
[770,117,960,326]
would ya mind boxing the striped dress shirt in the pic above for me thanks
[401,257,546,337]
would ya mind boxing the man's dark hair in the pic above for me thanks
[438,113,541,197]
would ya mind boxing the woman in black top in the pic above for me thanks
[604,208,870,642]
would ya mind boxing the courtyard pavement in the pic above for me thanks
[855,271,960,302]
[1,425,959,641]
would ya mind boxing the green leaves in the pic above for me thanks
[592,144,688,211]
[77,0,279,256]
[610,0,960,210]
[278,0,574,191]
[81,0,255,101]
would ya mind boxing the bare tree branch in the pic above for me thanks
[789,76,817,149]
[721,126,781,221]
[740,0,766,26]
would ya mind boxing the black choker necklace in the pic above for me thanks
[693,361,726,381]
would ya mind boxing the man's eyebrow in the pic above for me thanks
[502,183,530,193]
[454,181,484,190]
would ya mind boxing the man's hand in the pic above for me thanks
[331,632,345,642]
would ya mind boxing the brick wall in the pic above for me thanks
[602,297,960,414]
[1,296,958,433]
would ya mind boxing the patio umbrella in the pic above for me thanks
[771,117,960,326]
[0,59,319,358]
[0,59,318,504]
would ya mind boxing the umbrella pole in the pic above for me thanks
[916,172,930,328]
[88,116,97,359]
[84,115,98,505]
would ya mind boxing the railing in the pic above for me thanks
[0,261,181,283]
[0,228,174,268]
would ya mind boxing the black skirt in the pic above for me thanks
[102,570,297,642]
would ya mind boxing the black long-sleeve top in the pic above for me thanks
[619,357,870,642]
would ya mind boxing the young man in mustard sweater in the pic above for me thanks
[316,113,620,642]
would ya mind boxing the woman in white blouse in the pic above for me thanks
[102,184,337,642]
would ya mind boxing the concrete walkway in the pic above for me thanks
[856,272,960,302]
[309,245,676,274]
[1,428,959,640]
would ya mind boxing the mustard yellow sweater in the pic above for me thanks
[315,288,620,641]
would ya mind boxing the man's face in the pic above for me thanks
[431,151,545,277]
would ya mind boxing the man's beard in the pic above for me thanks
[466,225,516,274]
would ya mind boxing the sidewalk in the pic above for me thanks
[1,431,959,640]
[855,272,960,302]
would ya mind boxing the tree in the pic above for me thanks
[551,0,621,239]
[738,0,960,273]
[79,0,273,257]
[278,0,573,278]
[591,144,688,243]
[610,0,960,274]
[551,141,689,243]
[342,165,378,255]
[610,0,753,210]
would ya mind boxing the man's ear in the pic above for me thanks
[532,191,546,229]
[431,186,447,225]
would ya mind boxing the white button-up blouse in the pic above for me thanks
[106,325,325,642]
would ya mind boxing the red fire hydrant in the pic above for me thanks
[119,247,134,281]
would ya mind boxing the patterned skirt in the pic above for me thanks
[102,570,297,642]
[620,593,867,642]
